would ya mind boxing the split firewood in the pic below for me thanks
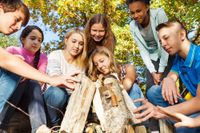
[59,74,96,133]
[36,125,51,133]
[95,75,147,133]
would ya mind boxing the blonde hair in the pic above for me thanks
[63,28,88,70]
[88,46,119,81]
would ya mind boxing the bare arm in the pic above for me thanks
[174,114,200,128]
[121,64,136,91]
[162,72,181,105]
[0,48,79,88]
[157,106,200,128]
[165,84,200,115]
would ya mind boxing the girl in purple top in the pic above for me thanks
[1,25,47,133]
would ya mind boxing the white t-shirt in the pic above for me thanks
[46,50,82,93]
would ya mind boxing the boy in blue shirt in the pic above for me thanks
[133,21,200,133]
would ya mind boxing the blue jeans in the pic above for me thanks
[44,86,70,127]
[128,83,144,107]
[147,85,200,133]
[0,69,21,113]
[0,68,46,133]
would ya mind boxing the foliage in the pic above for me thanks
[151,0,200,43]
[22,0,199,88]
[113,24,144,66]
[0,34,18,48]
[24,0,200,60]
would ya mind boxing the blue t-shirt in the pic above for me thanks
[171,43,200,96]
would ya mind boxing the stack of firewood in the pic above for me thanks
[37,74,148,133]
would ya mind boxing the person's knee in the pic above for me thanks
[146,85,161,102]
[129,83,144,99]
[44,87,68,108]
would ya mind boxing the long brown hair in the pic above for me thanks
[85,14,116,56]
[88,47,119,81]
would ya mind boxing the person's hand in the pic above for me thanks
[174,114,196,128]
[132,98,165,122]
[157,106,196,128]
[151,72,162,85]
[157,106,181,122]
[49,70,81,89]
[162,77,181,105]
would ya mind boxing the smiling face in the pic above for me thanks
[65,33,84,57]
[22,29,43,53]
[158,27,182,55]
[0,9,25,35]
[90,23,106,42]
[93,53,111,75]
[128,1,149,25]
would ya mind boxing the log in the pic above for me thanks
[159,119,174,133]
[94,75,147,133]
[59,74,96,133]
[122,89,147,133]
[36,125,52,133]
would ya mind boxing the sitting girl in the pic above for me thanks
[88,46,144,107]
[2,25,47,132]
[44,28,87,127]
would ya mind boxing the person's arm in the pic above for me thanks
[0,48,79,88]
[174,114,200,128]
[161,55,181,105]
[132,85,200,123]
[157,106,200,128]
[157,9,169,73]
[121,64,137,91]
[132,98,165,122]
[130,22,156,74]
[165,84,200,115]
[155,8,169,80]
[162,72,180,105]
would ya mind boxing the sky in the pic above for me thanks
[14,18,60,44]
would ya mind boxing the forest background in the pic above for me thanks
[0,0,199,89]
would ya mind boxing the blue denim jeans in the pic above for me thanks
[44,86,70,127]
[0,69,21,113]
[0,68,46,133]
[128,83,144,107]
[147,85,200,133]
[20,80,47,133]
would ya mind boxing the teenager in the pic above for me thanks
[85,14,116,56]
[133,21,200,133]
[88,47,144,107]
[1,25,47,132]
[44,28,87,127]
[0,0,78,89]
[126,0,173,90]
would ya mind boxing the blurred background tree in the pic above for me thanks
[0,34,18,48]
[2,0,199,87]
